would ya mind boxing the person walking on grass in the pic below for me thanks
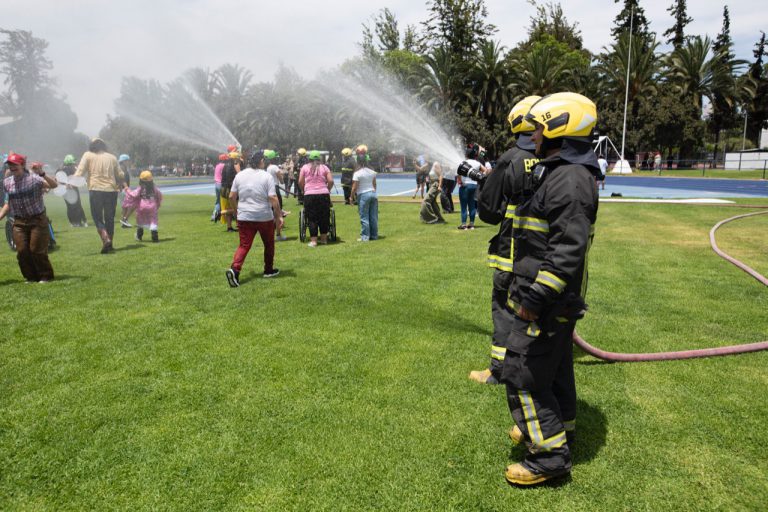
[74,138,126,254]
[420,160,445,224]
[298,150,333,247]
[412,154,428,199]
[350,145,378,241]
[457,143,487,230]
[265,150,289,241]
[0,153,58,282]
[60,154,88,227]
[220,152,241,232]
[225,150,283,287]
[211,153,228,222]
[118,154,133,228]
[121,170,163,243]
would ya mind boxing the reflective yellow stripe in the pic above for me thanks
[513,216,550,232]
[539,431,567,450]
[535,271,566,293]
[504,204,517,219]
[526,322,541,337]
[518,391,544,444]
[491,344,506,360]
[563,419,576,432]
[487,254,514,272]
[507,299,521,315]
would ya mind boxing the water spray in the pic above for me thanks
[115,77,239,152]
[574,209,768,362]
[315,67,463,166]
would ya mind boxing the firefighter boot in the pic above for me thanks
[468,368,499,384]
[509,425,524,445]
[98,229,113,254]
[151,230,159,243]
[505,463,568,486]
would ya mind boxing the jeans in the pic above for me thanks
[459,184,477,225]
[214,183,222,213]
[89,190,118,239]
[357,191,378,240]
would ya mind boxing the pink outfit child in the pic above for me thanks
[122,184,163,235]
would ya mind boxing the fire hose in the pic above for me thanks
[572,209,768,362]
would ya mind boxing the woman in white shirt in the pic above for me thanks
[457,143,487,230]
[350,145,378,242]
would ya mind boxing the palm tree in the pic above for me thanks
[596,32,661,104]
[412,46,467,113]
[471,40,509,125]
[182,67,220,103]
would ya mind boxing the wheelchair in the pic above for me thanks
[298,203,337,243]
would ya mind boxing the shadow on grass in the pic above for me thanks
[238,268,297,285]
[50,274,89,283]
[113,244,144,252]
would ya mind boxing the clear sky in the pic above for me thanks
[2,0,763,134]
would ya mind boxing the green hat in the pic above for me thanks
[263,149,278,160]
[308,150,322,161]
[63,154,76,165]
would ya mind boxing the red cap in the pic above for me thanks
[5,153,26,166]
[30,161,44,170]
[227,145,237,152]
[218,153,228,161]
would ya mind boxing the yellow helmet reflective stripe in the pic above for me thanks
[525,92,597,139]
[341,147,353,156]
[508,95,541,134]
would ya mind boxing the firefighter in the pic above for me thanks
[501,92,600,486]
[470,95,541,385]
[340,147,355,205]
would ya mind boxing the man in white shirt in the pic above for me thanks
[597,154,608,190]
[225,150,283,287]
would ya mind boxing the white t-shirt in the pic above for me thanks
[598,158,608,176]
[352,167,376,194]
[231,167,276,222]
[442,162,457,180]
[429,162,441,182]
[267,164,281,183]
[461,159,481,186]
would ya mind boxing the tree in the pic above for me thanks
[0,29,86,161]
[0,29,54,115]
[611,0,652,40]
[422,0,497,57]
[663,0,693,50]
[745,32,768,145]
[523,1,583,51]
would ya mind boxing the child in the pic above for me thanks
[122,170,163,242]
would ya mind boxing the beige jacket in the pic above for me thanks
[75,151,124,192]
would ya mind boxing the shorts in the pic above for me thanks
[416,173,427,185]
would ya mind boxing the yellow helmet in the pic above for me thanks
[525,92,597,139]
[341,147,353,157]
[297,148,307,156]
[139,170,153,181]
[508,95,541,134]
[228,151,241,159]
[355,144,368,155]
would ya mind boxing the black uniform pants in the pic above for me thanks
[502,315,576,475]
[65,187,87,225]
[490,269,515,379]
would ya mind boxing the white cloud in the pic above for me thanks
[1,0,761,134]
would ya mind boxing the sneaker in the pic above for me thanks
[226,227,238,232]
[468,225,475,230]
[214,211,221,223]
[38,279,51,284]
[120,218,132,228]
[225,268,240,287]
[504,463,568,486]
[308,241,317,247]
[276,234,287,241]
[263,268,280,278]
[457,225,467,230]
[356,238,369,242]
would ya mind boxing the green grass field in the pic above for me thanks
[1,195,767,511]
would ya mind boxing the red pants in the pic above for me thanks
[231,220,275,274]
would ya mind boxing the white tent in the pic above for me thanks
[593,135,632,174]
